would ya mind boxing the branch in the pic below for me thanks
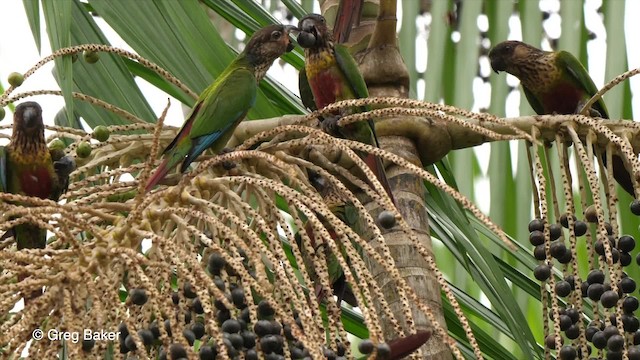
[227,107,640,167]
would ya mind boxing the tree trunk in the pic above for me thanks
[321,0,451,358]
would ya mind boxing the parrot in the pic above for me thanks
[144,24,296,192]
[1,101,75,250]
[297,13,396,204]
[489,40,635,197]
[297,169,361,307]
[1,102,75,301]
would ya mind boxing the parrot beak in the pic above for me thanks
[489,57,505,74]
[22,107,40,129]
[283,25,298,34]
[283,25,297,52]
[299,18,317,35]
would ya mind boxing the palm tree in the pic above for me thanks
[1,0,638,359]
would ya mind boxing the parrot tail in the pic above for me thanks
[612,154,636,197]
[364,154,397,207]
[145,158,171,192]
[387,330,432,360]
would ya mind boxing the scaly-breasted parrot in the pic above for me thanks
[145,24,296,192]
[0,102,75,250]
[297,13,395,203]
[489,40,635,196]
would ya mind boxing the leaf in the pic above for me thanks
[42,0,74,124]
[22,0,41,53]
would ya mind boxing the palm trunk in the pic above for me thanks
[321,0,451,358]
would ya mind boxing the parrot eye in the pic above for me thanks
[271,30,282,40]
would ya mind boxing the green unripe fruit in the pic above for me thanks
[92,125,110,142]
[8,72,24,87]
[76,141,92,158]
[0,107,5,120]
[83,50,100,64]
[49,138,66,152]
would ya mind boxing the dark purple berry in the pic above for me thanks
[130,288,148,305]
[549,223,562,240]
[358,340,374,354]
[534,245,546,260]
[585,326,598,342]
[565,324,580,340]
[592,331,607,349]
[620,277,636,293]
[534,265,551,281]
[550,241,567,259]
[222,319,241,334]
[631,200,640,216]
[624,296,640,313]
[587,270,605,284]
[183,282,197,299]
[601,290,620,308]
[559,315,572,331]
[574,221,587,236]
[607,334,624,351]
[529,218,544,232]
[555,281,572,297]
[559,345,576,360]
[587,283,605,301]
[558,250,573,264]
[623,314,640,333]
[619,235,636,252]
[191,322,205,339]
[529,230,545,246]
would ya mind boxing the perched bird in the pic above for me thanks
[1,102,74,250]
[297,169,361,307]
[297,13,395,203]
[144,24,296,192]
[489,40,635,196]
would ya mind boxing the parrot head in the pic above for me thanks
[13,101,44,137]
[298,14,333,49]
[488,40,545,77]
[244,24,297,70]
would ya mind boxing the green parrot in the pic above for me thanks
[0,102,75,250]
[145,24,296,192]
[297,13,395,203]
[297,169,361,307]
[489,40,635,196]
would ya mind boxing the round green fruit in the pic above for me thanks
[83,50,100,64]
[92,125,110,142]
[76,141,92,158]
[49,138,66,151]
[8,72,24,87]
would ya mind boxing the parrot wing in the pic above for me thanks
[334,43,370,100]
[183,66,257,168]
[298,66,318,111]
[556,51,609,119]
[522,86,545,116]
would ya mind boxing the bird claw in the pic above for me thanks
[575,101,603,118]
[219,147,236,170]
[54,156,76,177]
[54,156,76,194]
[320,115,341,136]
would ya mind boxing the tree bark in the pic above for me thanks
[321,0,451,358]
